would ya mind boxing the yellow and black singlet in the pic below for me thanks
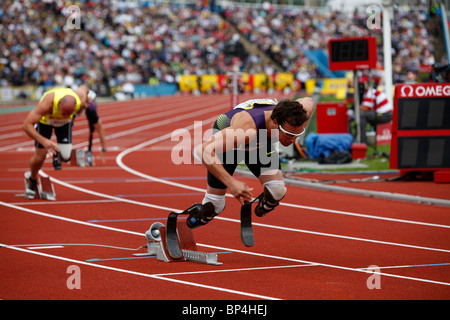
[39,88,82,127]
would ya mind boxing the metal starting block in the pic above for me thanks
[70,149,86,167]
[37,176,56,201]
[176,249,222,266]
[134,221,223,265]
[23,172,56,201]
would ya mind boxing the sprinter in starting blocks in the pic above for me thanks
[24,171,56,201]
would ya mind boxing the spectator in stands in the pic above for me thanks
[359,79,393,145]
[0,0,439,92]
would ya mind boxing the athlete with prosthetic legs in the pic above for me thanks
[186,97,314,229]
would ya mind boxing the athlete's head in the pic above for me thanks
[59,95,77,118]
[270,99,308,146]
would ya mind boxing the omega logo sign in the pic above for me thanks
[400,84,450,97]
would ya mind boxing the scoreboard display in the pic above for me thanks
[390,83,450,172]
[328,37,377,71]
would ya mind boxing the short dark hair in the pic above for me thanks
[270,99,308,127]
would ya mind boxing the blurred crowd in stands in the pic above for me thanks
[0,0,442,96]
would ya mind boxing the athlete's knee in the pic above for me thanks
[202,192,226,215]
[264,180,286,202]
[58,144,72,162]
[255,180,286,217]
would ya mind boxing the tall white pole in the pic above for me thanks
[382,1,393,108]
[353,71,361,143]
[440,1,450,60]
[232,71,238,107]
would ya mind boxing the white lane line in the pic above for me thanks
[36,172,450,254]
[0,200,143,237]
[26,246,64,250]
[3,98,450,293]
[0,243,280,300]
[151,263,318,277]
[2,201,450,288]
[0,96,229,152]
[16,107,449,254]
[116,121,450,230]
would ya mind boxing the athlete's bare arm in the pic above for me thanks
[23,93,59,154]
[75,84,90,112]
[201,111,257,203]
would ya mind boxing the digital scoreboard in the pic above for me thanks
[328,37,377,71]
[390,83,450,179]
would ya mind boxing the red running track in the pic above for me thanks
[0,94,449,301]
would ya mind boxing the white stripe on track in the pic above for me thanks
[0,95,230,152]
[35,171,450,254]
[111,111,450,230]
[1,201,449,288]
[3,95,450,297]
[0,243,281,300]
[115,117,450,229]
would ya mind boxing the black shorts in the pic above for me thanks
[206,120,280,190]
[35,121,73,148]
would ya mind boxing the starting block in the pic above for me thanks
[23,172,56,201]
[134,221,223,266]
[70,149,86,167]
[38,176,56,201]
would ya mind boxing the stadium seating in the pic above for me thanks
[0,1,437,95]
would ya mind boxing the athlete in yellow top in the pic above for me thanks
[23,85,92,199]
